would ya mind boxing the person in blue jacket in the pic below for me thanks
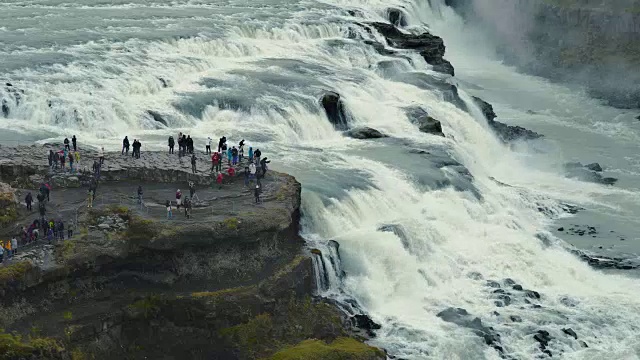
[248,147,254,163]
[227,146,233,166]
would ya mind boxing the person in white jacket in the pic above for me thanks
[98,147,105,165]
[11,237,17,256]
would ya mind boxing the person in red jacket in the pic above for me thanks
[216,172,223,189]
[227,167,235,178]
[211,152,221,173]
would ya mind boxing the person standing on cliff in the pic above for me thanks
[189,181,196,199]
[239,140,245,161]
[166,200,172,220]
[206,137,212,154]
[260,157,270,178]
[182,135,187,156]
[87,189,94,208]
[175,189,182,209]
[92,160,101,180]
[184,197,191,219]
[25,192,33,211]
[68,152,75,173]
[98,147,105,165]
[248,147,254,163]
[226,146,232,166]
[254,184,261,204]
[64,137,70,151]
[191,154,197,174]
[60,150,66,171]
[231,146,238,166]
[254,148,261,165]
[168,136,175,154]
[216,172,223,189]
[72,135,77,151]
[74,151,81,171]
[122,136,130,155]
[187,135,194,154]
[243,166,250,187]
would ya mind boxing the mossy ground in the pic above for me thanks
[0,329,63,358]
[271,338,385,360]
[0,261,34,288]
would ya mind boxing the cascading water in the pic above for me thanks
[2,0,640,358]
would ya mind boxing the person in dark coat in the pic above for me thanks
[25,192,33,211]
[72,135,77,151]
[168,136,175,154]
[122,136,130,155]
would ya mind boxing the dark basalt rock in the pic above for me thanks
[350,314,382,337]
[533,330,553,356]
[346,127,388,139]
[437,307,503,353]
[503,278,516,286]
[486,280,501,288]
[1,101,8,118]
[525,290,541,299]
[562,328,578,339]
[368,22,454,76]
[320,92,349,130]
[147,110,168,126]
[472,96,542,142]
[512,284,523,291]
[509,315,522,323]
[386,8,407,27]
[563,162,617,185]
[571,249,640,270]
[404,107,445,136]
[585,163,603,172]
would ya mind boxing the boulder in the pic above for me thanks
[386,8,407,27]
[509,315,522,323]
[368,22,454,76]
[350,314,381,337]
[404,107,445,136]
[585,163,603,172]
[437,307,503,353]
[346,127,388,139]
[533,330,552,348]
[0,182,18,225]
[320,92,349,130]
[147,110,168,126]
[472,97,542,142]
[562,328,578,339]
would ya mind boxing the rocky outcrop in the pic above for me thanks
[320,92,350,130]
[404,107,445,136]
[472,96,543,142]
[146,110,168,126]
[346,127,388,139]
[446,0,640,108]
[0,147,378,359]
[368,22,455,76]
[0,182,18,225]
[386,8,407,27]
[563,162,617,185]
[437,307,503,353]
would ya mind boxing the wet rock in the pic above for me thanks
[350,314,382,335]
[557,227,564,232]
[320,92,349,130]
[97,224,111,230]
[147,110,168,126]
[437,307,503,353]
[486,280,501,288]
[533,329,552,348]
[503,278,516,286]
[525,290,541,299]
[509,315,522,323]
[562,328,578,339]
[1,101,8,118]
[579,340,589,348]
[386,8,407,27]
[559,297,578,307]
[512,284,523,291]
[472,97,542,142]
[585,163,603,172]
[416,116,444,137]
[158,77,169,88]
[368,22,454,76]
[346,127,388,139]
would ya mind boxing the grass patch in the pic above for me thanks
[222,217,239,230]
[0,329,63,358]
[128,296,161,319]
[124,216,160,244]
[59,240,76,261]
[0,261,34,287]
[63,311,73,321]
[88,205,131,225]
[270,338,385,360]
[191,286,254,299]
[0,206,18,226]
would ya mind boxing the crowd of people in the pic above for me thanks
[2,133,273,265]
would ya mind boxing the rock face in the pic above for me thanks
[0,181,18,225]
[0,147,381,359]
[563,162,618,185]
[146,110,168,126]
[404,107,445,136]
[472,96,543,142]
[368,22,455,76]
[320,92,350,130]
[386,8,407,27]
[346,127,388,139]
[437,307,503,353]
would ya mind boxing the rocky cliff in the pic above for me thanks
[0,146,383,360]
[448,0,640,108]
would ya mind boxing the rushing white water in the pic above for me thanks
[2,0,640,358]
